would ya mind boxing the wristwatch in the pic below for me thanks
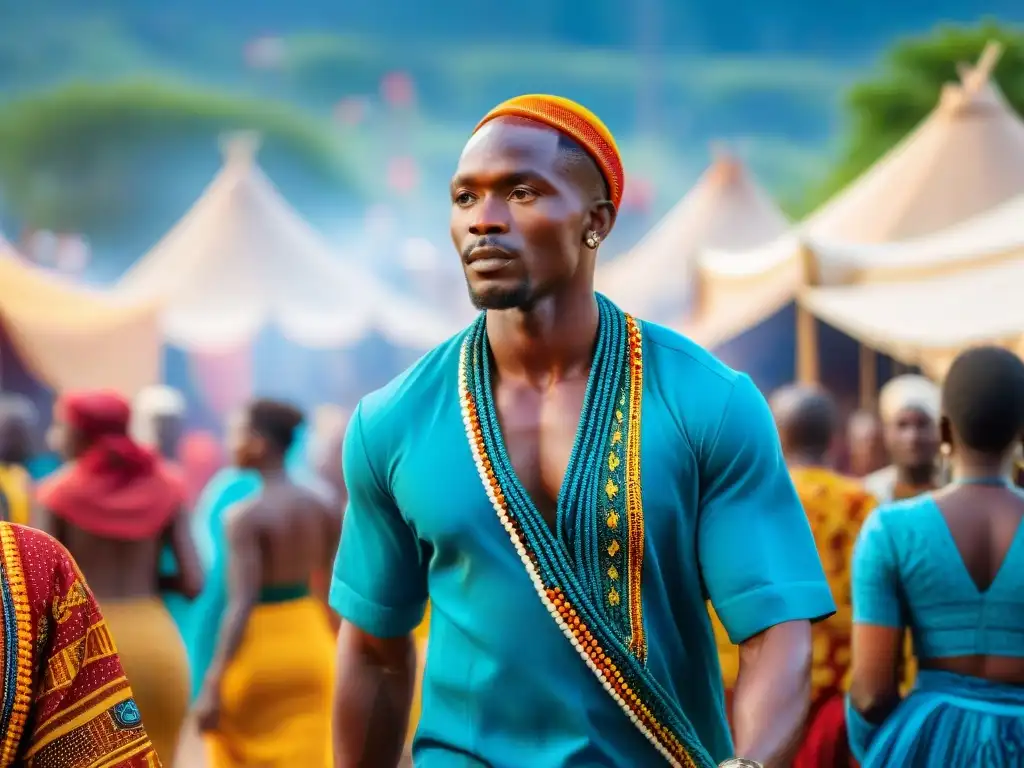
[718,760,763,768]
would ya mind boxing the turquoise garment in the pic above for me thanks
[331,318,835,766]
[846,670,1024,765]
[852,493,1024,658]
[162,423,317,700]
[25,453,61,481]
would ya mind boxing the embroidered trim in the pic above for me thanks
[459,333,695,767]
[624,316,647,662]
[0,524,34,766]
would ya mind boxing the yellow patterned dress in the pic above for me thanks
[710,467,876,722]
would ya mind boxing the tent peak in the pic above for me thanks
[959,40,1003,95]
[220,131,261,167]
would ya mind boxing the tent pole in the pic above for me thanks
[796,305,819,384]
[859,344,877,410]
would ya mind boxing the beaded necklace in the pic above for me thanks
[459,293,713,768]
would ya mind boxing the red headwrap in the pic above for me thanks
[37,391,183,540]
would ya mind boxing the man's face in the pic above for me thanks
[450,119,593,311]
[884,407,939,470]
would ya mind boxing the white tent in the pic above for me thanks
[116,135,460,353]
[686,43,1024,346]
[596,151,788,321]
[800,256,1024,379]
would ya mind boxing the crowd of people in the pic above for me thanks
[0,93,1021,768]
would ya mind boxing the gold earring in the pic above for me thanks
[585,231,601,249]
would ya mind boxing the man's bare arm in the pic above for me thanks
[160,507,204,599]
[333,621,417,768]
[731,620,812,767]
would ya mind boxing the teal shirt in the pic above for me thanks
[331,320,834,766]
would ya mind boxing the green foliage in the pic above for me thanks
[0,80,353,233]
[805,19,1024,212]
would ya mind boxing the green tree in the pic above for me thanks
[805,20,1024,213]
[0,80,355,237]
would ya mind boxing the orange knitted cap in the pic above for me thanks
[473,95,624,210]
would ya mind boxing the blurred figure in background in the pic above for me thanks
[0,519,159,764]
[35,390,203,765]
[848,346,1024,766]
[184,405,329,703]
[772,385,875,768]
[847,409,887,478]
[132,385,187,463]
[864,375,941,503]
[196,399,337,768]
[310,404,348,505]
[0,394,36,524]
[179,430,225,510]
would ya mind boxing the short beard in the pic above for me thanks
[467,279,534,311]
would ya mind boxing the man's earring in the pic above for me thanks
[585,231,602,249]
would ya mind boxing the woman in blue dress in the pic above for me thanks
[848,345,1024,766]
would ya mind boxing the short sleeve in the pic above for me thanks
[329,404,428,638]
[698,374,836,644]
[851,509,905,627]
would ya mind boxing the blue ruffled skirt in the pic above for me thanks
[848,670,1024,766]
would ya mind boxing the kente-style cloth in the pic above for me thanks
[37,391,183,540]
[332,293,834,766]
[204,590,335,768]
[0,522,159,767]
[847,670,1024,766]
[103,598,188,765]
[474,94,625,209]
[711,466,875,767]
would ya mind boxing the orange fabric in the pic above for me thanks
[474,95,625,210]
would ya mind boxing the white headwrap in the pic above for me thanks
[130,385,186,448]
[878,374,940,424]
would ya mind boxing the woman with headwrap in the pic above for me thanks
[35,390,203,765]
[864,375,943,504]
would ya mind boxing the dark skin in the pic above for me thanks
[884,406,939,488]
[35,420,202,603]
[847,409,886,477]
[194,410,340,733]
[850,421,1024,725]
[771,385,836,469]
[334,116,809,767]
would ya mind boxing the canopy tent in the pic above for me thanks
[115,135,460,354]
[595,151,789,322]
[0,241,160,395]
[806,192,1024,285]
[684,43,1024,347]
[799,256,1024,380]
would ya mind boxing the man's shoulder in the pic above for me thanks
[638,319,741,391]
[357,329,467,432]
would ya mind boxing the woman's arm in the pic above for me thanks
[162,507,204,599]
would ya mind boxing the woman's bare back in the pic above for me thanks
[61,527,165,600]
[925,483,1024,683]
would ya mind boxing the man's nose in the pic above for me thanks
[468,195,511,236]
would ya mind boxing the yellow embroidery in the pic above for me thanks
[615,409,623,423]
[0,524,33,765]
[607,540,620,557]
[605,478,618,500]
[608,452,620,472]
[606,510,619,529]
[608,588,621,606]
[52,580,89,625]
[611,429,622,445]
[624,316,648,663]
[608,565,619,580]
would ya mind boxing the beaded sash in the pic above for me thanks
[458,294,714,767]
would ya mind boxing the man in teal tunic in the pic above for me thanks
[330,94,835,768]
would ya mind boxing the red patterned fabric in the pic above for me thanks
[37,392,183,540]
[474,94,625,209]
[0,522,160,766]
